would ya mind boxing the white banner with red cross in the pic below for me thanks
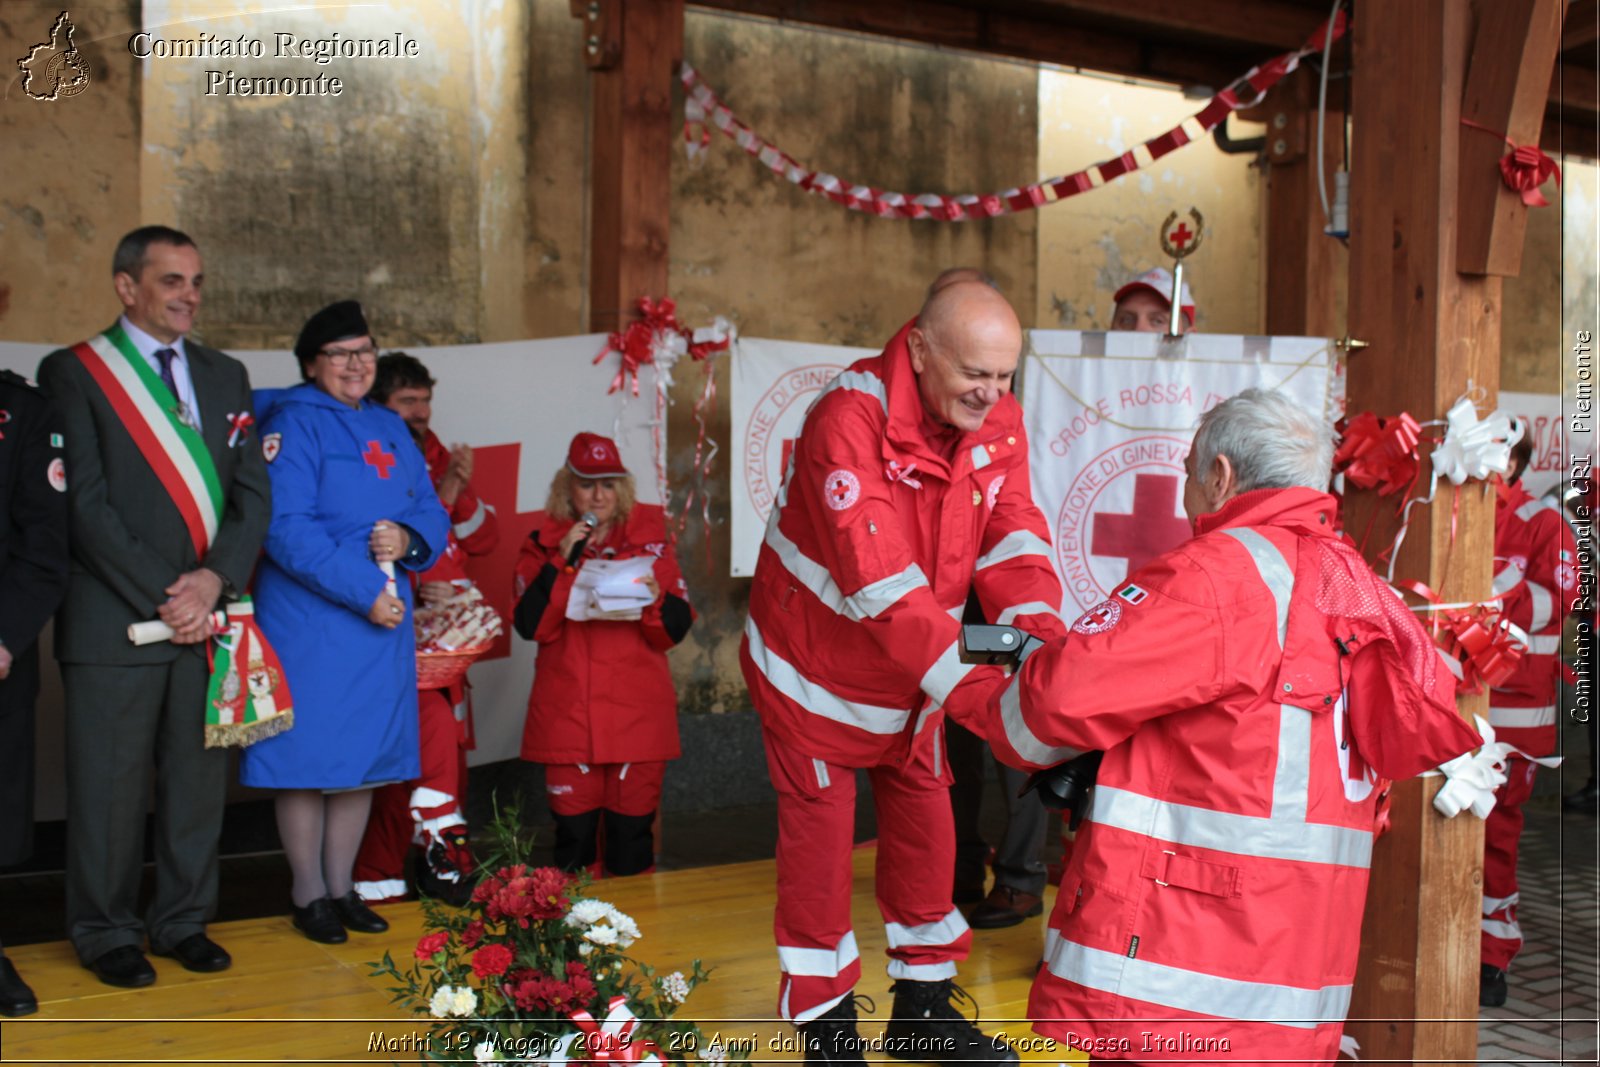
[729,336,875,576]
[1022,330,1341,617]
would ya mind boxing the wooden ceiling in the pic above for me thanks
[689,0,1598,158]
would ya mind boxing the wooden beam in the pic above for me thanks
[577,0,685,334]
[1564,0,1598,49]
[1023,0,1323,51]
[687,0,1251,88]
[1344,0,1494,1059]
[1262,68,1344,337]
[1550,56,1599,114]
[1458,0,1567,276]
[1543,104,1600,158]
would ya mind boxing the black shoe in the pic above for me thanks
[292,897,348,944]
[1480,963,1508,1008]
[797,994,874,1067]
[1564,781,1599,812]
[153,933,232,973]
[86,945,157,989]
[331,890,389,934]
[0,956,38,1016]
[967,885,1044,930]
[885,979,1019,1066]
[415,827,477,907]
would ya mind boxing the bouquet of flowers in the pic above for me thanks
[373,808,734,1065]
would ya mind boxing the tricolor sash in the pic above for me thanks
[71,324,223,557]
[205,598,294,748]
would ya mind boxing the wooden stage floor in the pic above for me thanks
[0,846,1082,1066]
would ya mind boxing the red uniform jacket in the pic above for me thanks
[1490,480,1579,755]
[741,319,1067,769]
[961,488,1480,1066]
[513,503,691,764]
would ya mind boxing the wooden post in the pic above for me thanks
[1343,3,1500,1061]
[1260,68,1346,337]
[1457,0,1568,276]
[573,0,685,334]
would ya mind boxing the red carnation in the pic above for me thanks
[414,931,450,959]
[461,920,485,949]
[471,943,514,979]
[482,866,572,927]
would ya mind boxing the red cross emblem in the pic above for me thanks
[1071,599,1122,635]
[363,439,397,479]
[1092,473,1193,581]
[824,469,861,511]
[1168,222,1193,250]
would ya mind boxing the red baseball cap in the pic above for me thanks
[1113,267,1196,327]
[566,432,629,479]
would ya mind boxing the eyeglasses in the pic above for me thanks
[318,343,378,366]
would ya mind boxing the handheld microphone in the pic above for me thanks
[566,511,598,567]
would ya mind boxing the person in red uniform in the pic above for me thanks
[512,433,693,876]
[742,281,1066,1066]
[352,352,499,906]
[1479,430,1580,1006]
[953,388,1482,1065]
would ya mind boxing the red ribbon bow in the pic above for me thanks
[595,297,688,396]
[1462,118,1562,208]
[1333,411,1422,497]
[1397,580,1524,694]
[226,411,254,448]
[568,996,662,1063]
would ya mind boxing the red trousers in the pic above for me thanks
[544,761,667,816]
[763,726,970,1024]
[1482,756,1539,969]
[354,688,469,900]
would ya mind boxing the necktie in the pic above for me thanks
[154,347,180,398]
[154,347,193,427]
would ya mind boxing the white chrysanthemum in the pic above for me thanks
[566,899,612,927]
[659,971,690,1004]
[474,1040,499,1064]
[578,942,595,957]
[607,908,641,947]
[430,985,458,1019]
[699,1042,728,1064]
[584,923,620,946]
[451,986,478,1017]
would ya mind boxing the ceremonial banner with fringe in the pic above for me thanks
[1022,330,1341,616]
[205,597,294,748]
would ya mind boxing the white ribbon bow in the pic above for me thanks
[1429,716,1561,819]
[1429,396,1521,487]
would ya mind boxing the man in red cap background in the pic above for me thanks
[513,432,694,877]
[352,352,500,906]
[1111,267,1195,334]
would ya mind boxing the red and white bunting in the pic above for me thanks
[680,11,1346,221]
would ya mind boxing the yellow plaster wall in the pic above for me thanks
[1035,71,1265,336]
[136,0,525,351]
[1,1,144,343]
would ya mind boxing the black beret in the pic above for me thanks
[294,300,370,361]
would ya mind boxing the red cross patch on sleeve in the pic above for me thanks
[824,469,861,511]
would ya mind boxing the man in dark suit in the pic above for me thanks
[0,368,69,1015]
[37,226,271,988]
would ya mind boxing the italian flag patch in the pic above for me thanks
[1116,583,1148,605]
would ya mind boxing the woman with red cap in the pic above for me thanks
[512,433,694,875]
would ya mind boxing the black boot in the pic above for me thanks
[1480,963,1508,1008]
[884,979,1019,1066]
[551,810,602,873]
[414,825,477,907]
[602,810,656,876]
[797,994,874,1067]
[1564,780,1599,812]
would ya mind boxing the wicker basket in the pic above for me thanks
[416,645,491,691]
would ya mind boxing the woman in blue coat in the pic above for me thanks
[240,301,448,944]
